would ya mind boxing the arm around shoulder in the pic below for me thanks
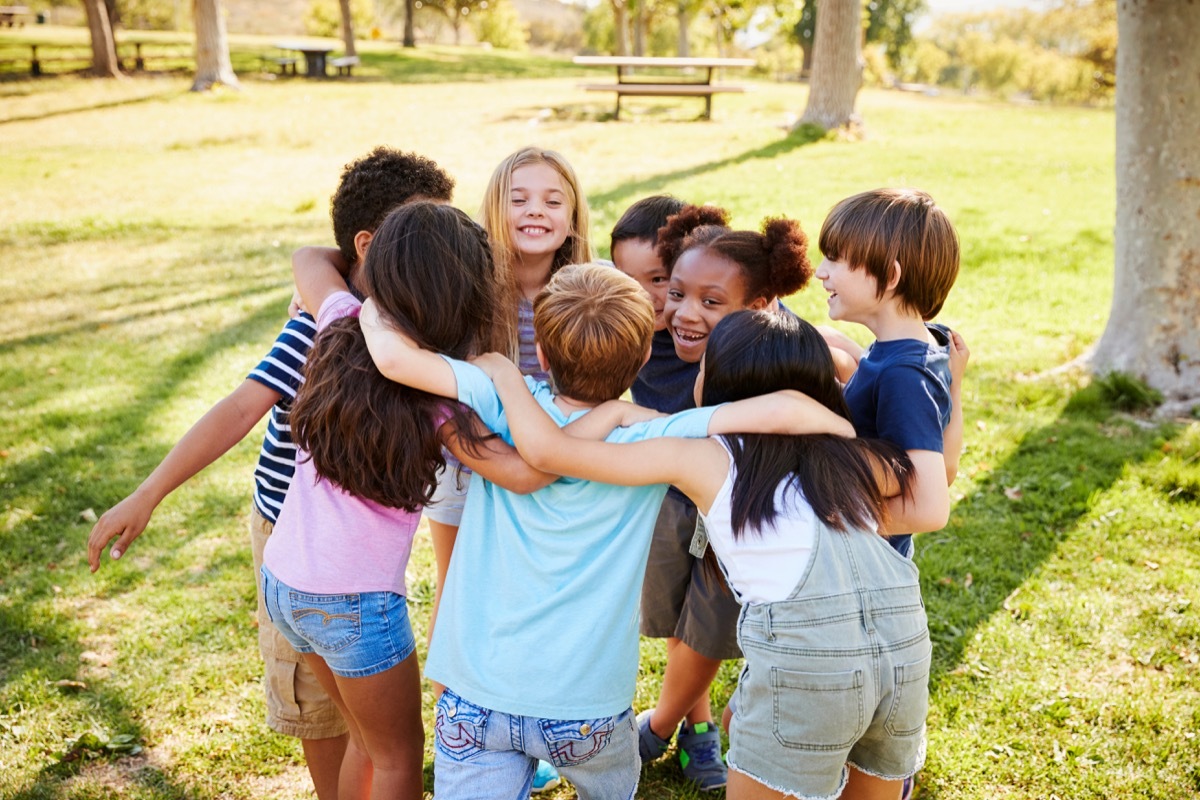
[360,298,459,398]
[707,390,855,438]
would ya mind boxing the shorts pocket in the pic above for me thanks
[435,691,490,763]
[884,653,930,738]
[771,667,865,751]
[539,715,618,767]
[288,592,362,653]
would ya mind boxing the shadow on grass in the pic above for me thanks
[588,124,829,217]
[0,295,292,799]
[0,85,183,125]
[920,385,1175,685]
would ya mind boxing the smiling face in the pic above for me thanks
[508,162,571,265]
[612,238,670,331]
[663,247,766,363]
[814,256,883,324]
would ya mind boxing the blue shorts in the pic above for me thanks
[260,566,416,679]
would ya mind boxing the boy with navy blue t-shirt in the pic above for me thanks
[815,187,967,557]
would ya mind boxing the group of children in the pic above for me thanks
[87,143,967,800]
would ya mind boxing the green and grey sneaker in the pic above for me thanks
[636,709,672,763]
[677,720,727,791]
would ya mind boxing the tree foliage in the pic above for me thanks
[795,0,927,69]
[304,0,375,40]
[471,0,528,49]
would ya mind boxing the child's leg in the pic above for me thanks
[305,651,425,800]
[424,464,469,699]
[650,637,721,734]
[840,766,906,800]
[727,769,789,800]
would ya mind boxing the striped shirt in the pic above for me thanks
[247,313,317,523]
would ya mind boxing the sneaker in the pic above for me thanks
[636,709,671,763]
[677,720,727,791]
[531,759,561,793]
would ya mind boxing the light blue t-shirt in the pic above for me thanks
[425,357,717,720]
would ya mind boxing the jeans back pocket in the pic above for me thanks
[288,591,362,653]
[884,652,931,738]
[771,667,866,751]
[435,691,490,763]
[539,715,618,767]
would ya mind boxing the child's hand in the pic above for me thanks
[288,289,307,319]
[948,329,970,390]
[87,493,155,572]
[469,352,520,381]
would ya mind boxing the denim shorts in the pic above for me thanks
[728,591,930,797]
[260,566,416,679]
[433,688,638,800]
[424,462,469,526]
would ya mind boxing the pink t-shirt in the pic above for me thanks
[263,291,428,596]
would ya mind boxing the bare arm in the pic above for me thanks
[440,415,557,495]
[707,391,855,438]
[290,247,350,316]
[817,324,864,384]
[359,297,459,398]
[87,379,280,572]
[943,329,969,484]
[882,449,951,535]
[292,245,354,318]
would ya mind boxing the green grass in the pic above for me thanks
[1,43,1197,800]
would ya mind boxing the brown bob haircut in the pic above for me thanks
[533,263,655,404]
[818,188,960,320]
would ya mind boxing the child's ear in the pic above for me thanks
[535,342,551,375]
[354,230,374,264]
[886,260,903,292]
[747,295,773,312]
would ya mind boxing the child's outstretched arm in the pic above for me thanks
[288,247,348,317]
[86,379,280,572]
[439,414,556,495]
[359,297,459,398]
[943,329,969,484]
[817,324,864,384]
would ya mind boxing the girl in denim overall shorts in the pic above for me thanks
[261,203,550,800]
[494,309,931,800]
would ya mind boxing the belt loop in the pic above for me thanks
[764,605,775,642]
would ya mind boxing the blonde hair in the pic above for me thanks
[479,147,593,359]
[534,263,654,404]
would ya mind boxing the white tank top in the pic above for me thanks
[701,441,822,605]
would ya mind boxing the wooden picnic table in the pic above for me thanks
[573,55,755,120]
[0,5,30,26]
[274,40,336,78]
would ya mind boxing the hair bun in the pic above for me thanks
[762,217,813,296]
[656,204,731,269]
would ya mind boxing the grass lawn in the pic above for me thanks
[1,33,1198,800]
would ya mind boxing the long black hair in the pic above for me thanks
[701,310,913,537]
[291,201,500,511]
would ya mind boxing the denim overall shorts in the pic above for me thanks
[727,520,930,799]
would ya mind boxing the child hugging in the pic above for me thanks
[634,203,815,790]
[260,201,550,800]
[486,309,929,800]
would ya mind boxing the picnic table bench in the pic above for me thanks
[0,5,30,26]
[274,41,337,78]
[574,55,755,120]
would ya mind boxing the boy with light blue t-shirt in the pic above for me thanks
[359,263,852,799]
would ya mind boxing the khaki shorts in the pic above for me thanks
[250,506,348,740]
[639,492,742,660]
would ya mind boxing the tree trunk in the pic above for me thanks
[83,0,121,77]
[191,0,240,91]
[1091,0,1200,415]
[403,0,416,47]
[339,0,358,57]
[676,1,689,57]
[632,0,645,56]
[611,0,628,56]
[797,0,862,130]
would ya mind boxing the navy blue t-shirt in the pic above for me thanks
[844,323,953,557]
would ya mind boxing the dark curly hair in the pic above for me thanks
[657,204,813,302]
[292,202,499,511]
[330,147,455,268]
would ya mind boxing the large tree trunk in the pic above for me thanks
[339,0,358,57]
[191,0,240,91]
[1091,1,1200,415]
[797,0,862,130]
[83,0,121,78]
[402,0,416,47]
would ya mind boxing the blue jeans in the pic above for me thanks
[260,566,415,679]
[433,689,638,800]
